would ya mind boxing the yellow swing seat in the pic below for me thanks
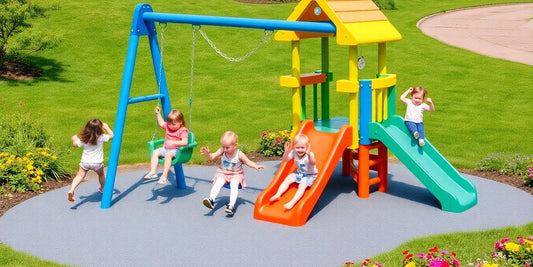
[147,131,197,165]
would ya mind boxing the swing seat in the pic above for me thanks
[223,183,242,189]
[147,132,197,165]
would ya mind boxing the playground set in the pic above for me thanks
[101,0,477,227]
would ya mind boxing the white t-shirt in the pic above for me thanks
[404,101,429,123]
[76,134,111,164]
[287,151,318,176]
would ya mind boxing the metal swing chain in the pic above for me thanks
[189,25,197,132]
[152,22,167,142]
[198,27,273,62]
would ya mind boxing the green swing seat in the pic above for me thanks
[147,131,197,165]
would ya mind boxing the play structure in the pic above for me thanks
[101,1,477,227]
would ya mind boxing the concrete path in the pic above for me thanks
[418,3,533,65]
[0,161,532,267]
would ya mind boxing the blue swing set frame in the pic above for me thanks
[100,3,335,209]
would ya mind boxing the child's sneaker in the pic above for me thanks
[67,191,75,202]
[225,204,235,215]
[413,131,419,139]
[157,178,168,185]
[203,198,215,209]
[419,139,425,147]
[144,173,158,180]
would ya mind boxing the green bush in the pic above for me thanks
[257,129,291,157]
[476,153,532,176]
[0,110,67,193]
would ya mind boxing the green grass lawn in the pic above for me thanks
[2,0,531,171]
[1,0,532,265]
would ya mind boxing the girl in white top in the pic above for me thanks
[201,131,265,215]
[400,86,435,147]
[68,119,113,202]
[270,134,318,210]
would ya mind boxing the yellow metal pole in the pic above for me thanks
[378,43,387,75]
[291,40,302,136]
[349,45,359,148]
[378,42,388,120]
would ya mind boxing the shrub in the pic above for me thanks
[0,112,50,151]
[0,108,67,193]
[475,236,533,266]
[257,129,291,157]
[476,153,532,176]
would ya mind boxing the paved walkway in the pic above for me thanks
[418,3,533,65]
[1,4,533,267]
[0,162,532,266]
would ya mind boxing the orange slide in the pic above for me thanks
[254,120,353,227]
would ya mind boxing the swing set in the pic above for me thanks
[100,3,335,209]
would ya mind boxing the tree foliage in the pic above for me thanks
[0,0,61,70]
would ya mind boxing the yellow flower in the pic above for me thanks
[405,262,416,267]
[505,242,520,253]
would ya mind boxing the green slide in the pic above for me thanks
[368,115,477,212]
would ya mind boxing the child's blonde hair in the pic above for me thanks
[292,134,310,147]
[221,131,238,145]
[79,118,104,145]
[410,86,428,99]
[167,109,185,127]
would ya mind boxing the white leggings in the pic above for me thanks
[209,177,240,206]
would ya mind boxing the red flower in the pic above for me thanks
[429,246,439,253]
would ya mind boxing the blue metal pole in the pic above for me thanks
[142,12,336,33]
[101,34,140,209]
[148,31,172,117]
[101,4,155,209]
[174,164,186,189]
[359,80,372,145]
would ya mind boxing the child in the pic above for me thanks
[144,106,189,185]
[269,134,318,210]
[201,131,265,215]
[400,86,435,147]
[68,119,114,202]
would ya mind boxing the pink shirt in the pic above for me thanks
[162,123,188,149]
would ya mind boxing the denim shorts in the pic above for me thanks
[156,147,178,158]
